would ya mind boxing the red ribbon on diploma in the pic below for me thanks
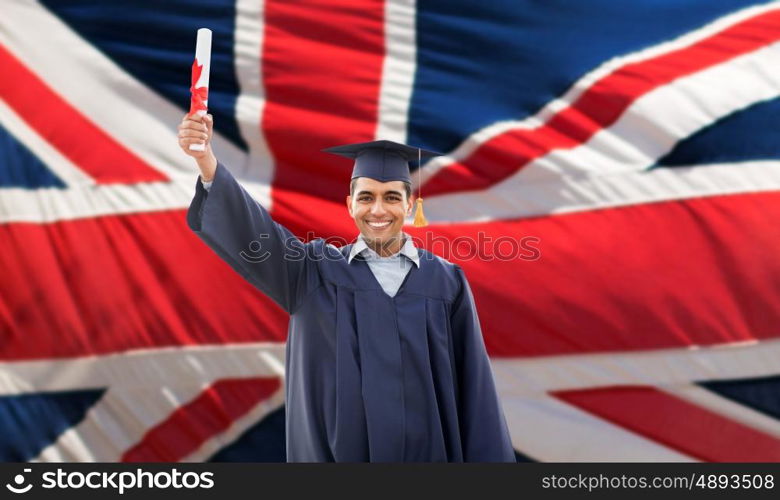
[189,60,208,115]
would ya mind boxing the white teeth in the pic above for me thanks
[368,221,391,228]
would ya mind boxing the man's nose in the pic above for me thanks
[370,199,387,215]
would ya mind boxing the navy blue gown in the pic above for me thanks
[187,163,515,462]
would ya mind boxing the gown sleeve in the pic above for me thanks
[450,266,516,462]
[187,163,319,313]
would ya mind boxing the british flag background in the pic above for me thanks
[2,0,780,462]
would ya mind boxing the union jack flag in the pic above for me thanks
[2,0,780,462]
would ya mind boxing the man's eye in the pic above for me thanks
[359,197,371,202]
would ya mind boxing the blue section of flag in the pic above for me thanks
[0,389,105,461]
[410,0,765,154]
[39,0,247,152]
[209,406,286,462]
[656,97,780,167]
[699,375,780,420]
[0,125,65,188]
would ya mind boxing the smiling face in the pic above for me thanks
[347,177,413,255]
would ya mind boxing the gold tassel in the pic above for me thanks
[413,197,428,227]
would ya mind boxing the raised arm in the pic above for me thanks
[179,114,318,313]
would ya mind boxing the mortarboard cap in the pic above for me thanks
[322,139,440,184]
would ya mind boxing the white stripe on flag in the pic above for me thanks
[33,385,206,462]
[405,160,780,225]
[0,98,94,186]
[502,394,695,462]
[0,166,272,223]
[0,343,287,395]
[662,384,780,439]
[491,339,780,395]
[234,0,274,206]
[375,0,417,143]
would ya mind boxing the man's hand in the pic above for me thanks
[178,113,217,181]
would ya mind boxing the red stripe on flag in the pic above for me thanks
[268,186,357,241]
[0,45,168,184]
[261,0,386,223]
[0,210,288,360]
[2,191,778,360]
[121,377,281,462]
[554,386,780,461]
[410,190,780,357]
[423,9,780,197]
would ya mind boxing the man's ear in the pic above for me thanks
[346,194,353,217]
[406,196,414,216]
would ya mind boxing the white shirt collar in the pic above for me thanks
[347,233,420,267]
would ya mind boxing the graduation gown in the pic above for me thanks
[187,163,516,462]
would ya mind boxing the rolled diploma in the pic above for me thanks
[189,28,212,151]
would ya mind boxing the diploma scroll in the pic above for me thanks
[189,28,212,151]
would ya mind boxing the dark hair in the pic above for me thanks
[350,178,412,200]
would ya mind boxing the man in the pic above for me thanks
[178,113,515,462]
